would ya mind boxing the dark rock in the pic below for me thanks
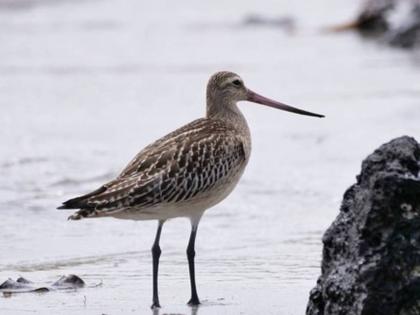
[337,0,420,49]
[355,0,394,35]
[0,274,86,295]
[52,274,85,288]
[16,277,32,284]
[0,278,29,290]
[388,5,420,49]
[307,136,420,315]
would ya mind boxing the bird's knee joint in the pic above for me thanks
[186,248,195,258]
[151,245,161,257]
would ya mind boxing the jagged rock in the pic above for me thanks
[306,136,420,315]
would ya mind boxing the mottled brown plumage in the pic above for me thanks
[58,71,323,308]
[59,72,254,221]
[60,117,250,220]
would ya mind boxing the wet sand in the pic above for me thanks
[0,0,419,314]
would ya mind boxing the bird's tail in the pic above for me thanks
[57,186,106,210]
[57,196,87,210]
[58,199,93,220]
[57,186,106,220]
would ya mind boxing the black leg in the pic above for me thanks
[151,220,164,309]
[187,222,200,306]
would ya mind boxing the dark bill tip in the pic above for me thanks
[247,89,325,118]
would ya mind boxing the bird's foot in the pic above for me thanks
[187,297,200,307]
[150,302,161,309]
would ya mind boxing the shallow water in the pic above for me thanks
[0,0,419,314]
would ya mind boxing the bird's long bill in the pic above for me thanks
[247,89,325,118]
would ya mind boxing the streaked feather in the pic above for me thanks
[59,118,249,220]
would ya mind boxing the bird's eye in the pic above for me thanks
[232,79,242,87]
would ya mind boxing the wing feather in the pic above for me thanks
[59,118,247,219]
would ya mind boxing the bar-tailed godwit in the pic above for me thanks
[58,71,324,308]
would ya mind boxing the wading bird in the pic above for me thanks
[58,71,324,308]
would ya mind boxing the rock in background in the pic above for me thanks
[332,0,420,49]
[306,136,420,315]
[387,3,420,48]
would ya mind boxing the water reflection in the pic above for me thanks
[152,306,199,315]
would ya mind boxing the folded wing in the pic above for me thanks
[58,118,247,220]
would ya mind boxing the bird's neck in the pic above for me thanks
[207,100,246,125]
[206,100,251,153]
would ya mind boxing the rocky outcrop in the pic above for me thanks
[306,136,420,315]
[333,0,420,49]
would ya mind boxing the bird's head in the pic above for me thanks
[206,71,324,118]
